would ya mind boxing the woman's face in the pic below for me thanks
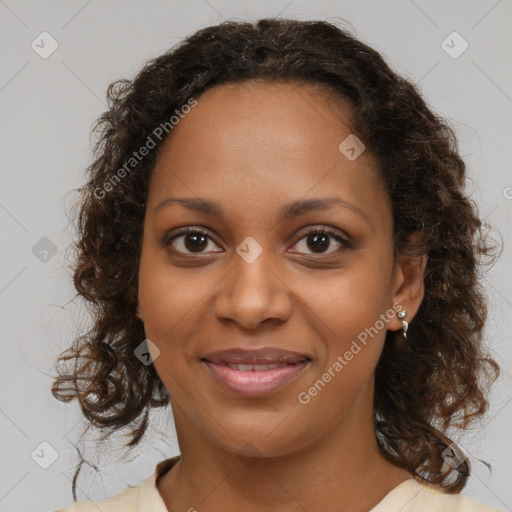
[138,80,406,458]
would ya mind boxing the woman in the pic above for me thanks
[52,17,502,512]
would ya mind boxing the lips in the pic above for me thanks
[218,362,288,371]
[201,347,311,397]
[202,347,310,365]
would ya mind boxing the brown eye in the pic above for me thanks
[162,226,352,257]
[164,228,222,254]
[290,227,352,255]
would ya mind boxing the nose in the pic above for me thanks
[214,248,292,330]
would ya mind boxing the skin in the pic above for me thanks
[137,80,427,512]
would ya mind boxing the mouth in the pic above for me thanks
[201,359,311,397]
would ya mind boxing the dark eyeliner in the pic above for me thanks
[160,227,211,249]
[296,226,354,251]
[161,225,354,254]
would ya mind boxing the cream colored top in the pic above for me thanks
[55,456,503,512]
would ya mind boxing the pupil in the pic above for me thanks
[308,233,329,253]
[185,233,207,252]
[182,232,331,253]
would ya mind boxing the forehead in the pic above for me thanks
[147,80,389,229]
[158,80,359,164]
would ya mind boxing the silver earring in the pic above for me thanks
[398,308,408,339]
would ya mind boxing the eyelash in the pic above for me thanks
[162,226,353,256]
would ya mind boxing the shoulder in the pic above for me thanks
[413,481,503,512]
[54,456,179,512]
[372,478,504,512]
[53,475,153,512]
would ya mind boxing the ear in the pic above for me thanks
[388,252,427,332]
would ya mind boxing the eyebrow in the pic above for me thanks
[153,196,368,222]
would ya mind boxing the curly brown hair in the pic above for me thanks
[51,17,501,500]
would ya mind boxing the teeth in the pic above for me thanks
[225,363,287,371]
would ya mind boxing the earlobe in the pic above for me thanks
[397,308,408,338]
[390,253,427,332]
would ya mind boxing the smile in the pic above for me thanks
[202,360,310,397]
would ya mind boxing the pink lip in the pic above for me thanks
[202,347,310,365]
[203,360,310,397]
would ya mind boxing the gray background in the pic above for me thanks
[0,1,511,511]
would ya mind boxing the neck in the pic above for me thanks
[157,389,413,512]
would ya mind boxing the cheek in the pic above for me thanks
[138,269,199,350]
[302,260,392,337]
[137,247,189,351]
[295,273,390,426]
[137,251,227,382]
[300,259,392,385]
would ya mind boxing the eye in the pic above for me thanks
[163,227,222,254]
[290,227,352,255]
[163,226,352,256]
